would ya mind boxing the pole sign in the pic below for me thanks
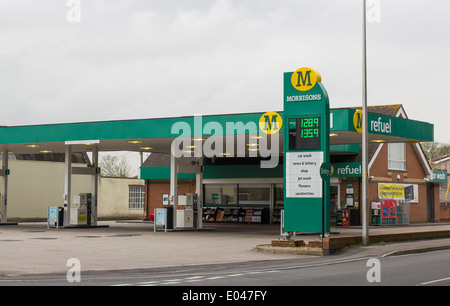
[283,67,330,233]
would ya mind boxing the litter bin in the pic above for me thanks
[166,206,173,230]
[58,207,64,226]
[350,209,361,226]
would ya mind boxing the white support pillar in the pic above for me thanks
[1,151,9,223]
[64,145,72,227]
[170,154,178,229]
[195,158,203,229]
[91,147,99,226]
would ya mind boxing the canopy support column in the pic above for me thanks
[170,154,178,229]
[64,145,72,227]
[1,151,9,223]
[195,158,203,229]
[91,147,99,226]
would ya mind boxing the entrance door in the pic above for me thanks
[330,184,339,226]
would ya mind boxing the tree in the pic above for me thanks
[99,154,131,177]
[421,142,450,162]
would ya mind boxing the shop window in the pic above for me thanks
[238,184,270,205]
[274,184,284,207]
[129,185,145,209]
[272,184,284,223]
[205,184,238,206]
[388,143,406,171]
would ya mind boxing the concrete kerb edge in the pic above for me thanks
[381,244,450,257]
[253,244,324,257]
[254,229,450,256]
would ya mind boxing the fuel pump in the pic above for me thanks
[177,193,196,229]
[192,194,199,228]
[86,193,92,226]
[71,193,87,225]
[71,193,93,226]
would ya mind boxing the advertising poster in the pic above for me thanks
[162,194,169,206]
[378,183,418,203]
[48,207,58,223]
[155,208,166,226]
[382,200,397,219]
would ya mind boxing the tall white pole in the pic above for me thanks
[362,0,370,246]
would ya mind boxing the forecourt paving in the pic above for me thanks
[0,221,449,276]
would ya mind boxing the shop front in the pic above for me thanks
[203,183,274,224]
[140,102,437,231]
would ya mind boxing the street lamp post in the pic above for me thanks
[362,0,370,246]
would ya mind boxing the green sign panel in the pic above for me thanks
[320,163,332,180]
[283,67,330,233]
[430,170,448,183]
[331,162,362,177]
[351,109,434,142]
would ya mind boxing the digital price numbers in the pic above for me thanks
[299,117,320,138]
[289,116,321,151]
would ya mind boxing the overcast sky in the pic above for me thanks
[1,0,449,173]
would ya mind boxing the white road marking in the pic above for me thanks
[420,276,450,285]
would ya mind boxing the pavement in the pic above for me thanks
[0,221,449,276]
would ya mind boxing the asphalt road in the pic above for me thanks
[1,248,449,287]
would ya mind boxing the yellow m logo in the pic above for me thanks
[353,110,363,133]
[290,67,321,92]
[259,112,283,135]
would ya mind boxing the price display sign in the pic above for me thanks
[283,67,330,233]
[289,117,321,151]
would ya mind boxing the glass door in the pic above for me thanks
[330,184,339,226]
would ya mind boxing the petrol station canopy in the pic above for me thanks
[0,105,434,156]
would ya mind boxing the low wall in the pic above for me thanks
[323,230,450,255]
[440,205,450,221]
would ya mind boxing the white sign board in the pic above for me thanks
[285,152,323,198]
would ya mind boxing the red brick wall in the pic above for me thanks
[440,205,450,221]
[367,143,433,223]
[339,143,433,225]
[409,184,427,222]
[145,180,196,215]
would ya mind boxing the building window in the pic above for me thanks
[204,184,271,207]
[129,185,145,209]
[238,184,271,206]
[205,184,238,206]
[388,143,406,170]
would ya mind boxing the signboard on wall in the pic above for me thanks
[430,170,448,183]
[378,183,418,203]
[331,162,362,177]
[163,194,169,206]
